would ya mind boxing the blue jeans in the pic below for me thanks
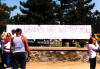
[4,53,11,68]
[1,51,5,68]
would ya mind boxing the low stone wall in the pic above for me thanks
[30,50,100,62]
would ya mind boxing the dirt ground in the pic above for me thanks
[26,61,100,69]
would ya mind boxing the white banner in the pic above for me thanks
[6,25,91,39]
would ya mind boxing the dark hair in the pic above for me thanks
[16,28,22,34]
[11,29,16,33]
[7,33,11,37]
[89,38,92,44]
[91,33,95,38]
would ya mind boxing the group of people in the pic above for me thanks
[0,28,31,69]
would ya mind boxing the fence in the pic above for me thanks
[28,39,88,47]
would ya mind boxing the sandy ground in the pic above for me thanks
[26,61,100,69]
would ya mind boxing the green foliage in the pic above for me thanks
[9,14,26,24]
[92,10,100,33]
[19,0,58,25]
[59,0,95,25]
[0,3,17,33]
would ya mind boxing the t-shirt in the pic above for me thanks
[87,42,99,58]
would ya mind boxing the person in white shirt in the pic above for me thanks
[87,37,99,69]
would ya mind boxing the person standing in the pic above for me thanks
[0,33,7,69]
[87,37,99,69]
[3,33,12,69]
[11,28,31,69]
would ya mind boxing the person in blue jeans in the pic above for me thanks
[3,33,12,69]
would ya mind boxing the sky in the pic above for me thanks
[1,0,27,16]
[91,0,100,11]
[1,0,100,17]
